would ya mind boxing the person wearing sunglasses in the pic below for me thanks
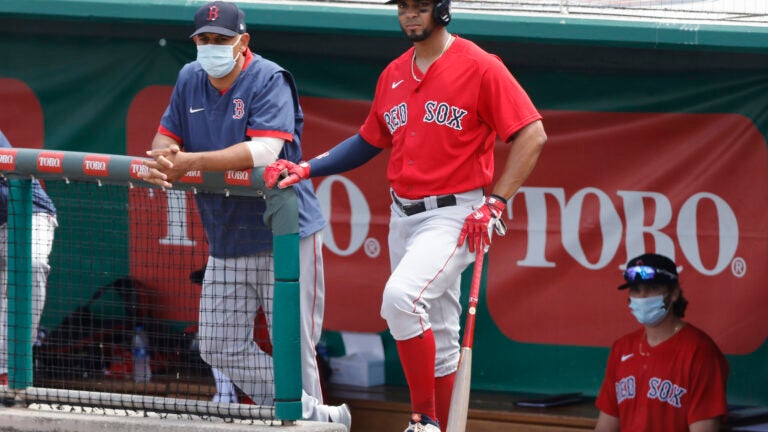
[594,253,729,432]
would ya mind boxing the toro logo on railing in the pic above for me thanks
[83,154,110,177]
[129,159,149,179]
[37,151,64,173]
[225,169,252,186]
[179,170,203,184]
[0,149,18,171]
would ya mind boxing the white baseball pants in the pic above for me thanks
[381,189,483,377]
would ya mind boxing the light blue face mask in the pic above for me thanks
[196,35,242,78]
[628,294,669,326]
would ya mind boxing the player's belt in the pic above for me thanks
[392,193,457,216]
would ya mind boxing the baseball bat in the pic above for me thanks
[445,249,485,432]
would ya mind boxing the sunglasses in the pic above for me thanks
[623,265,677,282]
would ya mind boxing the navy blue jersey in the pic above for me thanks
[159,50,325,258]
[0,130,57,225]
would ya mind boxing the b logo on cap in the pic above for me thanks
[207,6,219,21]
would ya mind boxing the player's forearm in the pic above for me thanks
[491,120,546,201]
[689,418,721,432]
[182,142,254,172]
[594,412,620,432]
[307,134,382,177]
[151,132,180,150]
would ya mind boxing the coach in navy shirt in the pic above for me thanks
[139,2,349,429]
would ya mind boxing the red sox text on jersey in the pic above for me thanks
[615,376,687,408]
[384,101,468,134]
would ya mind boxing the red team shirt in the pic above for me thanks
[596,324,729,431]
[359,36,542,199]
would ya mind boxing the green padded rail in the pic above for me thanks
[7,179,33,390]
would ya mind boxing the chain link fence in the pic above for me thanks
[0,150,302,424]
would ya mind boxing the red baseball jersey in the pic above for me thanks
[359,36,541,199]
[595,324,729,431]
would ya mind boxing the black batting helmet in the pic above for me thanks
[385,0,452,26]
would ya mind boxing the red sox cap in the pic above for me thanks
[618,253,679,290]
[190,1,246,38]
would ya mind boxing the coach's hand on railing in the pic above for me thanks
[140,144,189,188]
[263,159,310,189]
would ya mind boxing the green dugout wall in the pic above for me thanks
[1,0,767,406]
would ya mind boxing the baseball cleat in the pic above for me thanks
[329,402,351,431]
[404,413,441,432]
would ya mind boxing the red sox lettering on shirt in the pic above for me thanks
[359,36,542,199]
[596,324,729,431]
[614,375,688,407]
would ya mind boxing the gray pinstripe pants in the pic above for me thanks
[198,231,332,420]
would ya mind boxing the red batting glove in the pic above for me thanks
[263,159,292,188]
[263,160,311,189]
[458,195,508,253]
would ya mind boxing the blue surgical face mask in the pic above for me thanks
[196,35,242,78]
[628,294,669,326]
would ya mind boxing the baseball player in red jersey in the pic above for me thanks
[595,253,729,432]
[264,0,546,430]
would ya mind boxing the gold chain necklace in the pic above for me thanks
[411,34,454,83]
